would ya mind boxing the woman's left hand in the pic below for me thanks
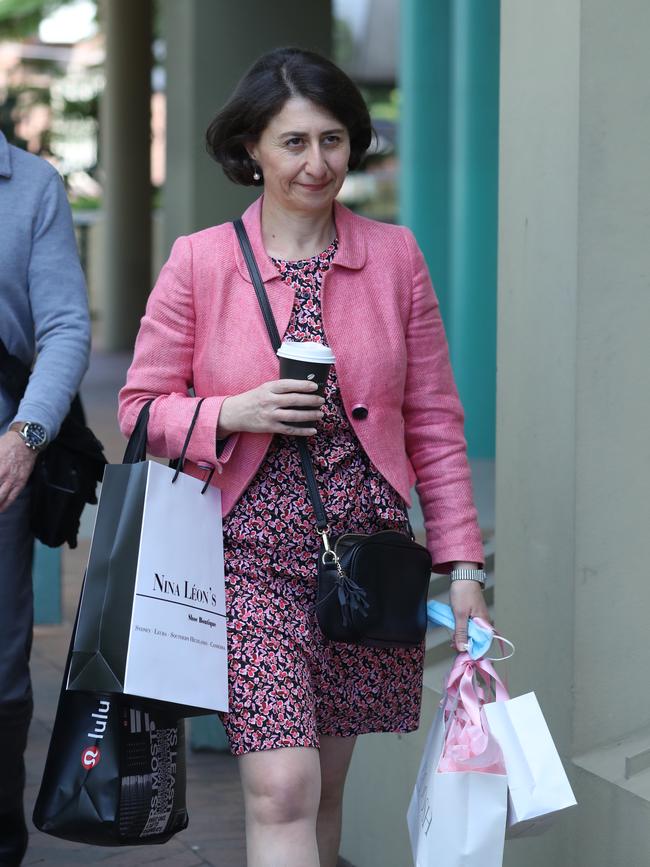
[449,580,492,652]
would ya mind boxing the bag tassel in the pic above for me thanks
[318,535,370,627]
[333,564,370,627]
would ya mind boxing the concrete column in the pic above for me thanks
[448,0,499,458]
[162,0,332,255]
[101,0,152,351]
[497,1,650,865]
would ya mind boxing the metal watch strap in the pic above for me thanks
[449,567,487,586]
[233,219,329,532]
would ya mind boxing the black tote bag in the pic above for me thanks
[33,595,189,846]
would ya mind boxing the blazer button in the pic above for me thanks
[351,404,368,420]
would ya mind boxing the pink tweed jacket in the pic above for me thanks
[118,197,483,570]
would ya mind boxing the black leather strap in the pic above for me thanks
[294,438,328,530]
[234,219,282,351]
[0,337,30,402]
[233,219,329,532]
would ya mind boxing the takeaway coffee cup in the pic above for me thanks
[277,340,336,427]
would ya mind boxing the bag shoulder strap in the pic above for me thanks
[233,219,328,532]
[234,219,282,351]
[0,337,31,402]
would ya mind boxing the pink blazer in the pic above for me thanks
[118,197,483,569]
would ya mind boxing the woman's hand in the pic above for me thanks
[449,579,492,652]
[217,379,325,437]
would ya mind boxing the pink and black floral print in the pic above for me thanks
[218,239,424,755]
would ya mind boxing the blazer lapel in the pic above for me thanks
[233,197,371,355]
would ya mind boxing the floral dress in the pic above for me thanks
[218,239,424,756]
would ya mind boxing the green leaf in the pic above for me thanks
[0,0,76,38]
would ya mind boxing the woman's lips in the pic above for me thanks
[300,181,330,191]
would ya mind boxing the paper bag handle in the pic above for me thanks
[171,398,210,486]
[122,400,153,464]
[122,398,214,493]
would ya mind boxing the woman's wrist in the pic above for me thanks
[216,395,238,439]
[449,563,486,588]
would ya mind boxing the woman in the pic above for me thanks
[119,47,489,867]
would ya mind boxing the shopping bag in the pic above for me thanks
[483,692,577,837]
[67,400,228,716]
[34,620,188,845]
[407,654,509,867]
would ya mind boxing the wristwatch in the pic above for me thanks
[449,567,487,587]
[10,421,49,452]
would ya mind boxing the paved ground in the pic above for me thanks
[24,350,357,866]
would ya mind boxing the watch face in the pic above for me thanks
[24,422,47,450]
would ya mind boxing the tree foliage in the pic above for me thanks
[0,0,74,39]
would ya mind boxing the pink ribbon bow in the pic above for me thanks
[437,653,509,775]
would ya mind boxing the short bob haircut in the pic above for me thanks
[206,47,373,187]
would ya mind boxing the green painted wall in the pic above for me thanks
[399,0,499,458]
[33,542,62,625]
[399,0,451,323]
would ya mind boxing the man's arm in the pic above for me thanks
[1,171,91,512]
[12,172,91,440]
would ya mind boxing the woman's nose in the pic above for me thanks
[305,146,327,177]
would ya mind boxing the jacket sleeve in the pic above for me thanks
[14,172,91,438]
[401,228,484,571]
[118,235,239,470]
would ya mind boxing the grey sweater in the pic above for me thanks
[0,131,91,439]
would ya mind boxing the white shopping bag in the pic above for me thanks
[483,692,577,837]
[407,655,509,867]
[68,459,228,715]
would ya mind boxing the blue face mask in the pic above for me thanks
[426,600,495,660]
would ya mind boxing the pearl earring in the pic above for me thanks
[253,168,261,181]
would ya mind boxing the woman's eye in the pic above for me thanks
[285,137,303,147]
[324,135,341,145]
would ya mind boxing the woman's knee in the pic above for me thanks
[241,748,321,827]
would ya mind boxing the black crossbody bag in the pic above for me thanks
[234,219,432,648]
[0,339,106,549]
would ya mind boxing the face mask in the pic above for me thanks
[426,600,514,661]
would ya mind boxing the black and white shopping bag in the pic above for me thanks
[67,400,228,716]
[33,688,189,845]
[34,593,189,846]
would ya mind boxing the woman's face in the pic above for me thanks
[249,96,351,215]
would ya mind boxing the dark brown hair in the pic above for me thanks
[206,47,373,186]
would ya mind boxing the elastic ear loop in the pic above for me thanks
[171,398,216,494]
[484,634,516,663]
[479,634,515,696]
[469,616,516,663]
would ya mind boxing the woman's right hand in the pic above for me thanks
[217,379,325,437]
